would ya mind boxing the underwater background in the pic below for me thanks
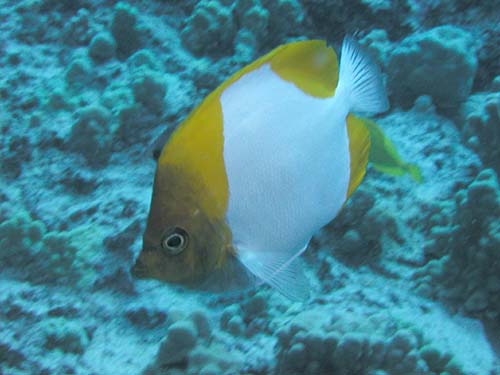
[0,0,499,374]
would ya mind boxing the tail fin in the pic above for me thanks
[336,36,389,114]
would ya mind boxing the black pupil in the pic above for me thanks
[167,234,182,248]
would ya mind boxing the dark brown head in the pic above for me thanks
[131,165,231,286]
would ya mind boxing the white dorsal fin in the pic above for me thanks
[236,244,310,302]
[336,36,389,114]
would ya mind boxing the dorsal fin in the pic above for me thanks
[346,114,371,198]
[269,40,339,98]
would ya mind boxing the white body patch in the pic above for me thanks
[220,63,351,257]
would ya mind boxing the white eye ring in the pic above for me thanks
[161,228,189,255]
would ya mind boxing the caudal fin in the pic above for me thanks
[337,36,389,114]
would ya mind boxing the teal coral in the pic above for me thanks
[42,318,89,354]
[131,69,167,114]
[388,26,478,110]
[180,0,236,56]
[274,309,466,375]
[88,32,116,62]
[415,169,500,320]
[67,104,113,166]
[0,210,101,288]
[143,309,245,375]
[111,2,142,56]
[180,0,304,58]
[462,88,500,174]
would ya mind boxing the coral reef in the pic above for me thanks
[359,28,392,69]
[131,69,167,114]
[415,169,500,322]
[42,317,89,354]
[88,32,116,62]
[0,134,32,178]
[1,1,500,375]
[67,104,113,166]
[302,0,412,43]
[461,88,500,174]
[388,26,478,110]
[142,308,246,375]
[316,185,402,270]
[180,0,304,58]
[111,2,142,56]
[0,209,101,288]
[180,0,236,57]
[275,308,466,375]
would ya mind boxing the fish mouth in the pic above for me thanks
[130,258,147,279]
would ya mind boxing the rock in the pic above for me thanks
[131,69,166,114]
[420,345,447,372]
[464,289,489,313]
[190,310,212,339]
[359,28,392,68]
[88,32,116,61]
[180,0,236,56]
[388,26,477,110]
[63,9,92,45]
[111,2,142,56]
[413,95,434,113]
[104,219,141,257]
[125,306,166,328]
[332,333,365,367]
[67,105,113,165]
[286,342,307,370]
[42,318,89,354]
[65,58,92,87]
[220,304,241,330]
[128,49,158,71]
[390,329,418,354]
[487,275,500,293]
[0,342,26,369]
[242,293,267,317]
[462,94,500,174]
[227,315,244,336]
[156,320,197,366]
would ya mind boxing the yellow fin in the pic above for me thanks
[406,163,424,183]
[362,118,423,184]
[346,114,371,198]
[269,40,339,98]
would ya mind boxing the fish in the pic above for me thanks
[362,118,423,183]
[131,37,389,300]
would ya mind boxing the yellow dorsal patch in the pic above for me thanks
[270,40,339,98]
[158,40,340,219]
[215,39,339,99]
[346,114,371,198]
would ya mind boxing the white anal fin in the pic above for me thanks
[236,244,310,302]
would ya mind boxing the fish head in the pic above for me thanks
[131,164,231,286]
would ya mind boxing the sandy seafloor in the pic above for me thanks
[1,0,500,374]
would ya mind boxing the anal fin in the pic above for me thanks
[236,244,310,302]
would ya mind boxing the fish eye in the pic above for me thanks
[161,227,189,255]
